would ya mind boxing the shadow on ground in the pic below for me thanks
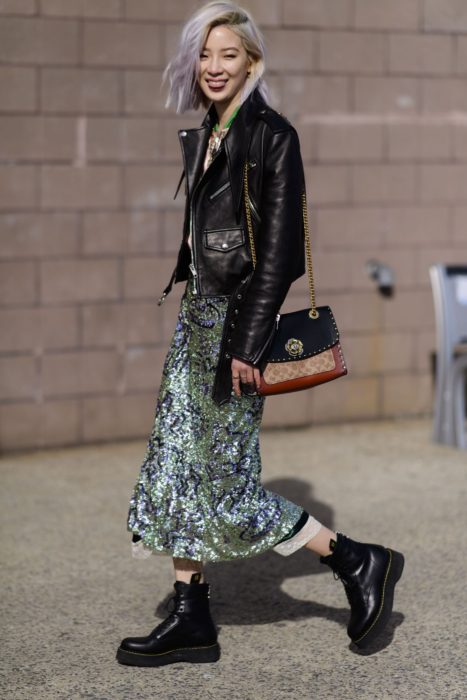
[155,476,404,648]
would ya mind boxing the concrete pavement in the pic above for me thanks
[1,418,466,700]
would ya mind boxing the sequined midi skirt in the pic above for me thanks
[126,276,304,563]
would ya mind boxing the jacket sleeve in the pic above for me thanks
[228,126,306,365]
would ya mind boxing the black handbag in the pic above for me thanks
[242,162,348,396]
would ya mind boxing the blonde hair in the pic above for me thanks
[162,1,269,113]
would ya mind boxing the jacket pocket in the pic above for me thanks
[246,161,261,223]
[204,227,245,252]
[248,194,261,224]
[208,180,231,201]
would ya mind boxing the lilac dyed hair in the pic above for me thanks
[162,1,269,113]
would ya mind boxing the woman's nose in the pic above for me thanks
[207,58,222,74]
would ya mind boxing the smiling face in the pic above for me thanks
[198,24,252,112]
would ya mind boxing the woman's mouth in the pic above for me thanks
[206,79,228,92]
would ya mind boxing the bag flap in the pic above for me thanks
[264,306,340,363]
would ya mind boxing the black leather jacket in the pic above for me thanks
[163,87,306,405]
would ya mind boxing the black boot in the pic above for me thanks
[320,533,404,648]
[116,573,220,666]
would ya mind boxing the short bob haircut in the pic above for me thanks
[162,1,269,113]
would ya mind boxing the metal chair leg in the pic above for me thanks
[453,360,467,449]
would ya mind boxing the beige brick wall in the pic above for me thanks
[2,0,467,451]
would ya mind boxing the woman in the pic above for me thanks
[117,1,404,667]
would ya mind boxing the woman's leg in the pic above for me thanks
[173,557,204,583]
[304,525,337,556]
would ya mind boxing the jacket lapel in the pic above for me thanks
[176,102,216,198]
[175,88,267,210]
[177,127,209,198]
[224,89,264,217]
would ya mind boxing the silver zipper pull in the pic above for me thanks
[188,262,198,294]
[276,313,281,329]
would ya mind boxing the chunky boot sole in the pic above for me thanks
[352,548,405,649]
[116,642,221,667]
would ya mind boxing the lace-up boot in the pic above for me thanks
[116,573,220,666]
[320,533,404,648]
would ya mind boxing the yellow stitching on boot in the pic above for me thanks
[353,548,392,644]
[118,643,219,657]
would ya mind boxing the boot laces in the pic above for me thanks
[166,594,185,615]
[153,595,184,637]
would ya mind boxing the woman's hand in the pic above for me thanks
[231,357,261,397]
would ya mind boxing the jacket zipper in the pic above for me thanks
[188,236,198,292]
[189,188,199,294]
[188,144,224,295]
[251,313,281,364]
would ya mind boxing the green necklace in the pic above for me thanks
[212,104,241,132]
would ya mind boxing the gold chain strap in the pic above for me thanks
[242,162,319,319]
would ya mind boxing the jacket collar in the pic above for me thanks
[177,87,267,214]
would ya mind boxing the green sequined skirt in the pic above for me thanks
[126,277,303,562]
